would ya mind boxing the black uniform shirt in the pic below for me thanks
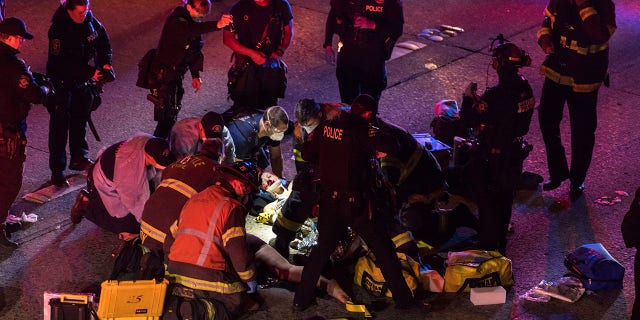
[324,0,403,57]
[156,6,220,79]
[0,42,47,135]
[227,112,280,163]
[47,6,112,83]
[303,112,395,193]
[230,0,293,56]
[479,74,535,153]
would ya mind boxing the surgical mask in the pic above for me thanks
[302,124,318,134]
[269,132,285,141]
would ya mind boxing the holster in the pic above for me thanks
[0,126,26,160]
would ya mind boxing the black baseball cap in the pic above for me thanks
[0,17,34,40]
[144,137,176,167]
[201,111,224,139]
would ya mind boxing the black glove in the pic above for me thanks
[97,67,116,83]
[32,72,55,92]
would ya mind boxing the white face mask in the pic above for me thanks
[269,132,285,141]
[301,124,318,134]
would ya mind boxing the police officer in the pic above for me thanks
[293,103,423,311]
[271,99,344,258]
[46,0,115,187]
[150,0,232,138]
[223,0,294,113]
[0,17,52,249]
[537,0,616,201]
[460,38,535,255]
[324,0,403,104]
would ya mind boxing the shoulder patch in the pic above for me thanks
[18,75,30,89]
[51,39,61,55]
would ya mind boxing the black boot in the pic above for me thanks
[0,224,18,249]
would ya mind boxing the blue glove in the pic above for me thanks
[247,280,258,294]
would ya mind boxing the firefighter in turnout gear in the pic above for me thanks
[350,94,453,250]
[460,36,535,255]
[536,0,616,200]
[139,146,225,280]
[166,161,262,318]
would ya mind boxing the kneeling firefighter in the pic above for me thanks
[165,161,262,319]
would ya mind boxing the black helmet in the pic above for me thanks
[492,42,531,68]
[220,161,261,192]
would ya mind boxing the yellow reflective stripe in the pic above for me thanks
[167,273,246,294]
[169,220,178,238]
[379,157,403,169]
[392,231,413,249]
[276,212,303,232]
[345,301,372,318]
[544,8,555,25]
[158,178,198,199]
[579,7,596,21]
[398,143,424,185]
[559,36,609,55]
[222,227,245,247]
[193,198,228,266]
[236,269,255,282]
[140,220,166,244]
[293,148,305,162]
[540,66,602,93]
[537,27,551,40]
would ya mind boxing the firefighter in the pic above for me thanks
[138,113,226,279]
[537,0,616,201]
[460,37,535,255]
[350,94,463,249]
[293,101,425,312]
[165,161,262,318]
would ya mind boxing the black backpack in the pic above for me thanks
[621,187,640,248]
[109,238,143,280]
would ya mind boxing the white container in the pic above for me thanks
[470,286,506,305]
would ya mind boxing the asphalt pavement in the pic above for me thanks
[1,0,639,319]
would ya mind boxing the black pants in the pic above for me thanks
[153,78,184,139]
[472,153,521,255]
[84,167,140,234]
[49,85,93,175]
[271,190,313,258]
[294,192,413,306]
[633,249,640,320]
[538,78,599,186]
[0,145,25,222]
[336,50,387,104]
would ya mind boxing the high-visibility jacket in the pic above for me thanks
[167,185,256,294]
[537,0,616,93]
[140,149,219,253]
